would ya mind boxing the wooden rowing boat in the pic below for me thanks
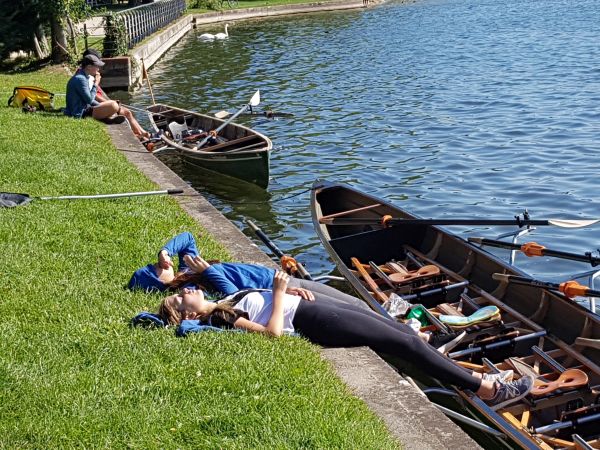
[147,104,272,188]
[311,179,600,449]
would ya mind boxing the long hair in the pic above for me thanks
[166,272,206,291]
[157,297,237,326]
[166,260,221,291]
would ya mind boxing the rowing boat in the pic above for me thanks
[146,104,272,188]
[311,179,600,449]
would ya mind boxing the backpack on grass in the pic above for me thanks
[8,86,55,111]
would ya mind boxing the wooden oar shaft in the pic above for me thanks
[492,273,600,298]
[470,238,600,266]
[246,219,312,280]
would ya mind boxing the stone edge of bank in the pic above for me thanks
[106,123,482,450]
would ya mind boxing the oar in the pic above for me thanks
[141,58,156,105]
[196,90,261,150]
[214,109,294,119]
[319,216,599,229]
[492,273,600,299]
[1,189,183,208]
[469,237,600,266]
[245,219,312,280]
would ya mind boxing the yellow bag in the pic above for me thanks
[8,86,55,111]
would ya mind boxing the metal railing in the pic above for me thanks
[104,0,186,54]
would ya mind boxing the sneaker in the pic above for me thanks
[487,375,534,410]
[482,369,514,383]
[429,331,467,353]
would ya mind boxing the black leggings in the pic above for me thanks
[292,300,482,391]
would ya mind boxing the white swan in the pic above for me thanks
[215,24,229,40]
[199,32,216,40]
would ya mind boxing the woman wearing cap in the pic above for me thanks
[65,54,149,138]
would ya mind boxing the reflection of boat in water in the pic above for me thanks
[147,104,272,189]
[311,179,600,449]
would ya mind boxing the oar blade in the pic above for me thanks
[548,219,600,229]
[249,90,260,107]
[214,110,230,119]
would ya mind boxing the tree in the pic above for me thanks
[0,0,88,62]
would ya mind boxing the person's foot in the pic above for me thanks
[486,375,534,410]
[482,369,514,383]
[429,331,467,353]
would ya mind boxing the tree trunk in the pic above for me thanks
[66,16,78,55]
[33,24,50,59]
[51,15,69,63]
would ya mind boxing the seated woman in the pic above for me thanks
[158,271,534,410]
[65,54,149,138]
[128,232,369,311]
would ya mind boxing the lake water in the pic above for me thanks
[130,0,600,286]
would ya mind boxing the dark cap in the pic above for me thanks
[82,54,105,68]
[83,48,102,59]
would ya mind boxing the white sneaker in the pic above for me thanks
[482,369,514,383]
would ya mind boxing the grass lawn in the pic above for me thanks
[0,67,399,448]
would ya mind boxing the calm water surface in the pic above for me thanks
[130,0,600,282]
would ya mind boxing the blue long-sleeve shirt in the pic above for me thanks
[64,71,99,118]
[200,264,276,296]
[128,232,276,295]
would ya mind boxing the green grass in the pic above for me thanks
[188,0,341,14]
[0,68,399,448]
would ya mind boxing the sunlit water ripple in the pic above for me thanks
[130,0,600,284]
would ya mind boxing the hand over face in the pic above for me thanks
[158,250,173,269]
[183,254,210,273]
[273,270,290,293]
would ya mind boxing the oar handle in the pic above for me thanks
[470,237,600,266]
[492,273,600,299]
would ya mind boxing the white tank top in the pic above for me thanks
[235,291,301,333]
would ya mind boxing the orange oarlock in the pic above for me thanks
[381,215,393,228]
[521,242,546,257]
[559,280,589,298]
[280,255,299,275]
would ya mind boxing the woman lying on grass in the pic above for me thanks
[133,232,468,351]
[128,232,368,310]
[158,270,534,410]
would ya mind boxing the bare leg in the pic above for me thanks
[91,100,119,120]
[119,107,148,137]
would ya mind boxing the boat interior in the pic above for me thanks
[315,186,600,448]
[147,105,268,153]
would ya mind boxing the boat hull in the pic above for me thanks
[311,179,600,449]
[147,104,272,188]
